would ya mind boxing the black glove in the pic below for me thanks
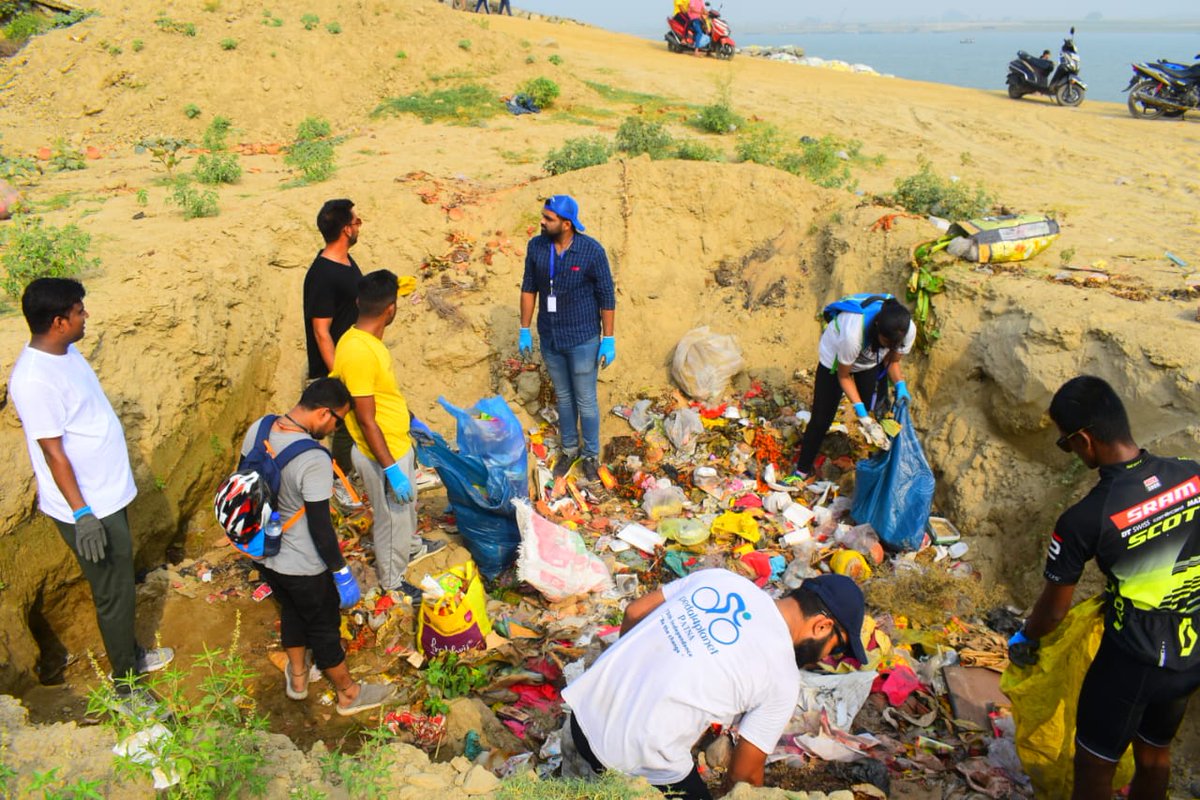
[1007,630,1041,668]
[74,512,108,563]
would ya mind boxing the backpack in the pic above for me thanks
[820,293,894,372]
[212,415,329,559]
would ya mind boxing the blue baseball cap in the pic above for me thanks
[544,195,585,232]
[803,574,868,663]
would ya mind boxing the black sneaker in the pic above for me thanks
[394,580,424,604]
[552,455,577,480]
[580,457,602,485]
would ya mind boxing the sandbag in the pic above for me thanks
[671,327,744,402]
[946,214,1059,264]
[413,429,519,579]
[438,395,529,503]
[1000,596,1135,798]
[850,401,934,551]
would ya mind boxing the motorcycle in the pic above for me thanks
[665,6,735,60]
[1125,55,1200,120]
[1005,27,1086,107]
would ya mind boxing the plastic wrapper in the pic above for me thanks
[664,407,704,453]
[670,326,745,401]
[642,481,687,520]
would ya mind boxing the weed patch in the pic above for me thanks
[318,724,393,800]
[0,146,37,184]
[154,16,196,36]
[892,157,993,219]
[218,37,237,50]
[201,116,233,152]
[614,116,673,159]
[737,125,877,190]
[2,7,90,40]
[183,103,201,119]
[49,139,85,172]
[136,137,190,175]
[548,54,563,66]
[520,76,560,108]
[373,84,500,125]
[0,216,100,300]
[544,136,611,175]
[300,12,319,30]
[284,116,337,183]
[692,101,742,134]
[584,80,667,107]
[168,176,219,219]
[325,21,341,34]
[194,152,241,185]
[495,773,648,800]
[457,38,471,50]
[673,138,723,161]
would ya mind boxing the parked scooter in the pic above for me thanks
[1006,27,1086,107]
[1125,55,1200,120]
[665,6,735,60]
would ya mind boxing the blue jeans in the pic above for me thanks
[541,336,600,459]
[690,18,704,47]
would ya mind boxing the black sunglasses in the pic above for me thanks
[1056,426,1088,453]
[328,408,345,426]
[815,598,848,656]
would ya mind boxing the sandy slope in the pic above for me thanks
[1,0,1199,783]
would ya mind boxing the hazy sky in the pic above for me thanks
[514,1,1199,30]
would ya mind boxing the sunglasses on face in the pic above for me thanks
[1056,427,1087,453]
[815,599,848,656]
[328,408,345,426]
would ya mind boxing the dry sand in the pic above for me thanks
[1,0,1199,790]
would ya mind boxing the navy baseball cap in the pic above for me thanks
[803,574,868,663]
[544,195,585,232]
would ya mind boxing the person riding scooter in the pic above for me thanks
[686,0,707,56]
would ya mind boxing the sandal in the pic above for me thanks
[284,657,310,700]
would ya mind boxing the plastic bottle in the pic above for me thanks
[264,511,283,556]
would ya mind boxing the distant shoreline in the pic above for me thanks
[739,19,1200,36]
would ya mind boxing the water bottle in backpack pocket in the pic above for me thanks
[212,415,329,559]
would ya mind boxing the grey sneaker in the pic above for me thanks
[332,480,364,511]
[410,536,447,560]
[136,647,175,675]
[112,687,166,721]
[337,681,396,717]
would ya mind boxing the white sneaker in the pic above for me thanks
[415,468,442,492]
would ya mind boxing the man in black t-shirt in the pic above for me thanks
[303,199,364,477]
[1010,375,1200,800]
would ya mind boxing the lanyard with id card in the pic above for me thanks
[547,245,559,313]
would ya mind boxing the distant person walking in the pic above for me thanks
[332,270,442,598]
[519,195,616,484]
[239,378,394,716]
[473,0,490,13]
[8,278,173,691]
[498,0,511,14]
[303,199,364,492]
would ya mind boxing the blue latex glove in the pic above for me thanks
[383,462,414,504]
[518,327,533,358]
[852,402,868,419]
[597,336,616,369]
[332,567,361,608]
[895,380,911,404]
[1007,629,1040,667]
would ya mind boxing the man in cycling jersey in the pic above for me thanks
[1010,375,1200,800]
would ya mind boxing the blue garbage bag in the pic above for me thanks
[414,428,520,579]
[437,396,529,504]
[850,401,935,551]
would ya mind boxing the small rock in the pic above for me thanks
[406,771,451,790]
[450,755,471,773]
[828,792,854,800]
[1115,176,1132,185]
[835,150,849,160]
[461,764,499,795]
[851,785,887,799]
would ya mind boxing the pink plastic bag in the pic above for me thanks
[514,500,613,601]
[874,665,922,706]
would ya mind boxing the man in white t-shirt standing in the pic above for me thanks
[561,571,867,799]
[8,278,173,690]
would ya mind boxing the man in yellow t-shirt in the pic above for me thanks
[332,270,441,596]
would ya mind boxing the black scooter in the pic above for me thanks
[1006,27,1086,107]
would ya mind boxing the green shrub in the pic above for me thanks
[0,146,37,184]
[183,103,201,119]
[131,38,143,51]
[135,136,190,175]
[319,724,393,799]
[525,54,535,64]
[520,76,560,108]
[395,49,407,59]
[202,115,233,152]
[543,136,611,175]
[457,38,471,50]
[0,216,100,300]
[194,152,241,184]
[168,177,219,219]
[154,16,196,36]
[614,116,673,159]
[300,12,319,30]
[135,188,149,206]
[373,84,500,124]
[693,102,742,134]
[3,12,41,39]
[674,139,722,161]
[284,116,336,183]
[892,157,994,219]
[48,139,85,172]
[219,37,237,50]
[735,123,788,166]
[548,54,563,65]
[325,21,341,34]
[778,135,854,189]
[261,10,283,26]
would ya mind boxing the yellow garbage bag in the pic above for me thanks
[999,596,1135,798]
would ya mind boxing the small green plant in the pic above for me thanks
[548,54,563,65]
[202,115,233,152]
[395,49,407,59]
[154,16,196,36]
[49,139,86,172]
[525,54,535,64]
[495,773,646,800]
[373,84,501,125]
[325,21,341,34]
[135,188,148,206]
[88,615,268,799]
[0,216,100,300]
[892,156,994,219]
[154,475,167,491]
[104,42,122,56]
[183,103,202,119]
[300,12,319,30]
[735,123,788,166]
[318,724,392,800]
[674,139,722,161]
[0,145,38,184]
[131,38,144,52]
[614,116,673,159]
[194,151,241,185]
[208,433,225,455]
[169,176,219,219]
[289,787,329,800]
[457,38,471,50]
[543,136,611,175]
[284,116,337,183]
[1059,246,1077,265]
[520,76,560,108]
[693,101,742,134]
[777,135,856,189]
[219,37,237,50]
[136,136,190,175]
[261,10,283,26]
[421,653,488,716]
[908,239,948,351]
[3,12,42,40]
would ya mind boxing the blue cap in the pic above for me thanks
[803,574,868,663]
[544,195,585,232]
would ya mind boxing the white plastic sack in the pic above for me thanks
[794,668,878,731]
[664,408,704,453]
[514,500,613,601]
[671,327,745,402]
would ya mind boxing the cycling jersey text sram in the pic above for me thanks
[1110,476,1200,547]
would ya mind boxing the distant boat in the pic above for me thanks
[960,38,975,44]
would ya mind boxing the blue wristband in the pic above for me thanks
[852,402,867,418]
[73,505,93,521]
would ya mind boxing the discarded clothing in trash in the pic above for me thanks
[505,93,542,115]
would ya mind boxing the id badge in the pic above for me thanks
[547,295,558,313]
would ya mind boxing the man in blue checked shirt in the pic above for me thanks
[519,195,616,484]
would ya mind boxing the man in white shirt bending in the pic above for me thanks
[561,570,867,798]
[9,278,173,692]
